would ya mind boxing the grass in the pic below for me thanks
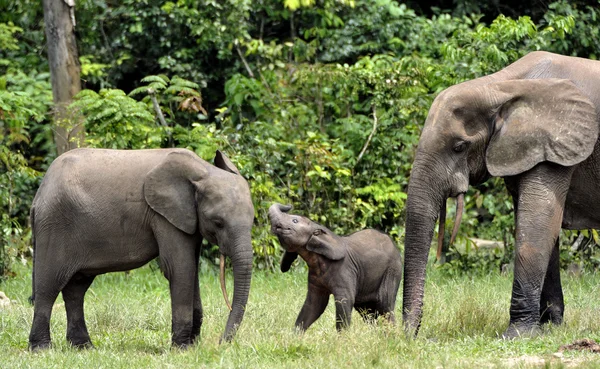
[1,260,600,368]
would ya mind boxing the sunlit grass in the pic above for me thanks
[1,261,600,368]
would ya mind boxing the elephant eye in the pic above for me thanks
[214,219,224,229]
[453,141,468,153]
[292,218,298,223]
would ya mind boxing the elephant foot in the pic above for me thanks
[69,339,94,349]
[540,305,563,326]
[501,323,541,340]
[29,340,51,351]
[172,339,194,350]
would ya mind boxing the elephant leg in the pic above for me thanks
[503,164,572,339]
[539,239,564,325]
[355,302,378,323]
[29,289,60,350]
[294,287,329,332]
[154,217,198,348]
[334,292,355,331]
[191,245,203,343]
[63,273,96,348]
[378,270,401,324]
[29,254,69,350]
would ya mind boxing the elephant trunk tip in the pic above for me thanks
[269,203,292,214]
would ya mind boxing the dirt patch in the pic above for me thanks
[559,339,600,353]
[502,353,587,368]
[0,291,10,308]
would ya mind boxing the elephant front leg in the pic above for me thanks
[165,260,197,348]
[62,274,96,348]
[539,239,564,325]
[294,286,329,332]
[334,292,355,331]
[155,218,199,348]
[191,244,203,343]
[504,164,572,339]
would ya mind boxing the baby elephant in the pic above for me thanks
[268,203,402,331]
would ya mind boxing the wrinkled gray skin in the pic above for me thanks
[28,148,254,350]
[404,51,600,339]
[269,203,402,331]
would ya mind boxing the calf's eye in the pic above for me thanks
[292,218,298,223]
[453,141,468,153]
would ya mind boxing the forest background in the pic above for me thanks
[2,0,600,278]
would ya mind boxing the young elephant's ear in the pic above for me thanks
[214,150,241,175]
[306,230,346,260]
[485,79,598,177]
[144,150,208,235]
[280,251,299,272]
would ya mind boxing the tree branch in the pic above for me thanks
[147,88,172,146]
[147,88,168,127]
[235,41,255,78]
[356,105,378,166]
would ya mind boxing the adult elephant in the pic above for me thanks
[403,51,600,338]
[29,148,254,349]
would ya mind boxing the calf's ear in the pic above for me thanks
[280,251,298,272]
[306,231,346,260]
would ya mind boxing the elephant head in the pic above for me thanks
[403,77,598,334]
[144,150,254,342]
[268,203,346,271]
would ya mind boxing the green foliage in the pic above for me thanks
[130,74,208,124]
[71,89,162,149]
[5,1,600,274]
[79,55,109,84]
[0,68,51,278]
[0,22,21,53]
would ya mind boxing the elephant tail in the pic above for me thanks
[28,206,36,305]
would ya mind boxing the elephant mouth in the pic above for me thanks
[272,225,293,235]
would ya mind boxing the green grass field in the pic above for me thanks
[1,261,600,368]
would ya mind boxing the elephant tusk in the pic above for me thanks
[220,254,232,312]
[449,193,465,247]
[436,199,447,261]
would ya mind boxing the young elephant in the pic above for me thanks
[268,203,402,331]
[29,148,254,350]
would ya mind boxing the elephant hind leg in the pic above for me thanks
[539,239,564,325]
[29,263,69,350]
[376,269,401,324]
[63,273,96,348]
[355,302,378,323]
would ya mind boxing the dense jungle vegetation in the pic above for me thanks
[2,0,600,277]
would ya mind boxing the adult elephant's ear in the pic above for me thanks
[144,150,208,235]
[280,251,298,272]
[306,230,346,260]
[485,78,598,177]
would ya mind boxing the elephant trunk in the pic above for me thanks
[268,203,291,218]
[402,167,446,335]
[221,239,253,343]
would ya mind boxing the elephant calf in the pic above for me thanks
[268,203,402,331]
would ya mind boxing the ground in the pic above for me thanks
[1,260,600,368]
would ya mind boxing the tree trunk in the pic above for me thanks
[43,0,84,156]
